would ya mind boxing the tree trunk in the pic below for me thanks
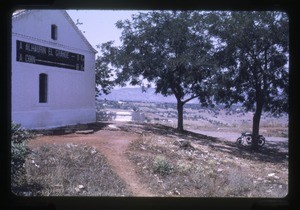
[252,95,263,150]
[177,100,184,132]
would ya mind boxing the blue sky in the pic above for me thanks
[66,10,151,89]
[67,10,141,54]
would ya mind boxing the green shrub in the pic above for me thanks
[153,155,174,176]
[11,123,32,190]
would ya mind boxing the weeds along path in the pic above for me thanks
[28,129,154,196]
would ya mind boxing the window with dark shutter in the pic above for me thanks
[51,24,57,40]
[39,73,48,103]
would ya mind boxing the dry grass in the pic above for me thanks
[14,122,288,197]
[126,131,288,197]
[17,143,132,196]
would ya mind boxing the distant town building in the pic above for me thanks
[12,10,97,129]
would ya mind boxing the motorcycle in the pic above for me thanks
[236,132,266,147]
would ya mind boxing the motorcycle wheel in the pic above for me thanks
[246,136,252,144]
[236,137,243,145]
[258,136,266,147]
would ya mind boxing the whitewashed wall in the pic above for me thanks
[12,10,96,129]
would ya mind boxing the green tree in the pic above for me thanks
[95,47,115,97]
[208,11,289,149]
[98,11,217,131]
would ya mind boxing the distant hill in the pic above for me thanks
[97,87,198,104]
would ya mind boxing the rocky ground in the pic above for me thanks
[25,121,288,197]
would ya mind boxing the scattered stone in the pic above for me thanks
[75,185,85,193]
[75,130,94,134]
[31,160,40,168]
[90,147,97,154]
[173,189,180,195]
[266,189,272,193]
[268,173,275,177]
[217,168,223,172]
[107,124,120,130]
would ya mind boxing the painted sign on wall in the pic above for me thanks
[16,40,85,71]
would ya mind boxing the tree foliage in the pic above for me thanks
[96,11,289,143]
[98,11,217,131]
[209,12,288,112]
[95,41,116,97]
[207,11,289,148]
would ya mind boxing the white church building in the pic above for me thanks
[12,10,97,129]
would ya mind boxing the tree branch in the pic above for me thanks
[182,94,201,104]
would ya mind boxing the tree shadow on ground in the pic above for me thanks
[135,123,288,164]
[33,122,288,164]
[32,122,111,136]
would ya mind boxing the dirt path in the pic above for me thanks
[28,129,154,196]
